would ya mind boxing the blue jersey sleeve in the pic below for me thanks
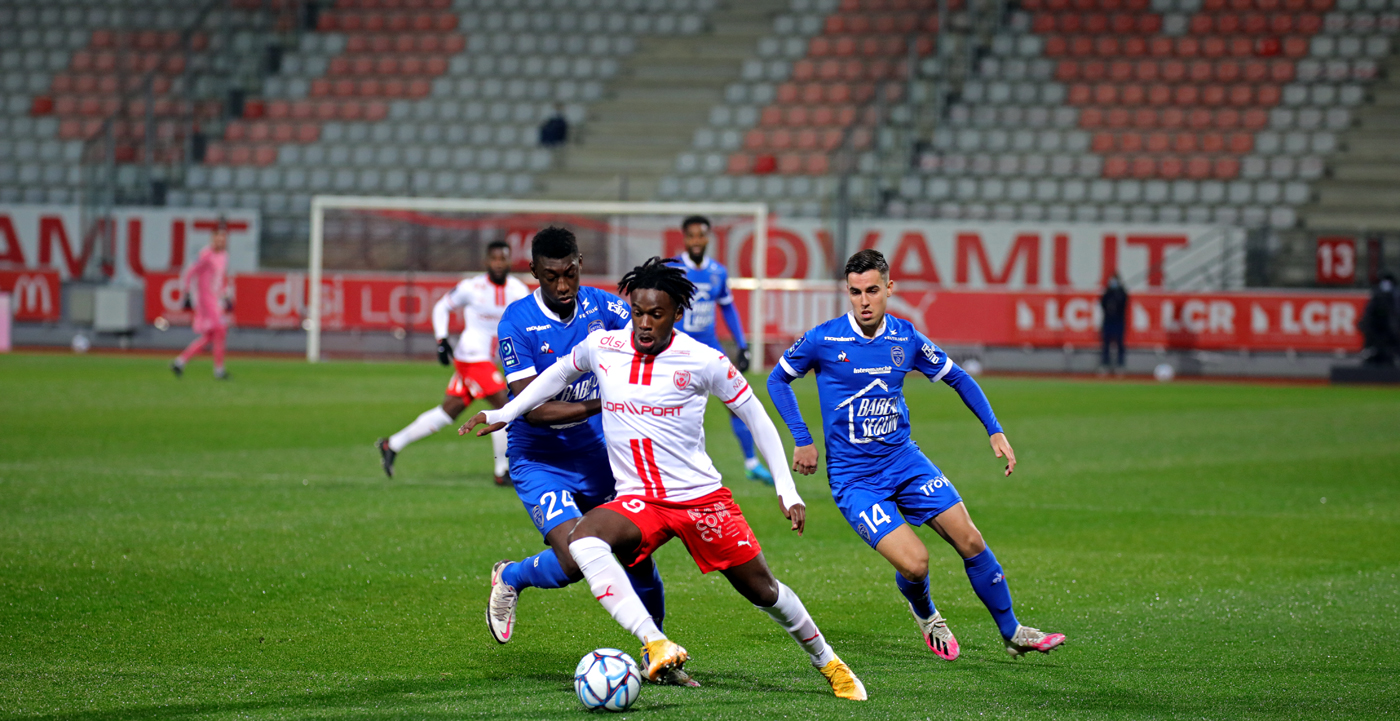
[497,313,535,383]
[766,366,813,446]
[596,289,631,330]
[776,330,819,378]
[915,332,1003,436]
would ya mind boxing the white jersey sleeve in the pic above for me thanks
[700,349,754,408]
[454,275,529,363]
[433,280,474,341]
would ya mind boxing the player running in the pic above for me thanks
[668,215,774,485]
[766,249,1065,661]
[171,218,232,380]
[470,229,682,683]
[376,241,528,483]
[463,257,866,701]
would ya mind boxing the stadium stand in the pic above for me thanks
[657,0,1400,226]
[2,0,1399,256]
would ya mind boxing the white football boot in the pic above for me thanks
[910,605,960,661]
[1004,625,1066,658]
[486,560,518,644]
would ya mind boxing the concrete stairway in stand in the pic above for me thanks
[535,0,788,201]
[1301,52,1400,231]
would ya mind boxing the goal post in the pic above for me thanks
[306,196,770,367]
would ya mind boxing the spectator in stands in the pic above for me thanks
[1100,273,1128,375]
[538,104,568,148]
[1359,271,1400,367]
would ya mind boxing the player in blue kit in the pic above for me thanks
[668,215,774,484]
[479,227,692,684]
[766,249,1065,661]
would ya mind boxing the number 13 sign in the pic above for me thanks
[1317,237,1356,285]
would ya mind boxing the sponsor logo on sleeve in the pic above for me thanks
[921,343,938,362]
[891,346,905,367]
[500,337,518,367]
[785,336,804,357]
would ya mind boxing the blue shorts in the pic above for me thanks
[829,444,963,549]
[509,448,617,540]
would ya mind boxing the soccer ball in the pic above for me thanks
[1153,363,1175,382]
[70,333,90,353]
[574,648,641,712]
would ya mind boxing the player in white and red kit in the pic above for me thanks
[463,258,866,700]
[378,241,529,482]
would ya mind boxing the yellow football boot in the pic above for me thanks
[817,657,868,701]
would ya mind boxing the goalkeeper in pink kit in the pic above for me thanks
[171,219,232,380]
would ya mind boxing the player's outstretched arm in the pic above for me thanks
[765,366,819,475]
[731,396,807,535]
[430,294,459,366]
[718,301,749,371]
[936,360,1015,477]
[458,358,583,437]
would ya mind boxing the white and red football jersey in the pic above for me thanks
[433,274,530,363]
[568,329,753,503]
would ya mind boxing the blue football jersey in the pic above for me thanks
[670,255,732,344]
[776,313,1002,479]
[496,285,631,457]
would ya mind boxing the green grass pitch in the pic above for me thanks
[1,353,1398,719]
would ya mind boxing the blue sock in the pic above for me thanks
[729,414,756,461]
[964,548,1020,639]
[501,549,573,591]
[895,572,936,620]
[624,562,666,632]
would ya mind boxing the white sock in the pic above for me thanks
[491,430,509,476]
[744,457,760,471]
[757,581,836,668]
[388,406,453,452]
[570,537,665,644]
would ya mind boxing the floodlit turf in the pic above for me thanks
[1,352,1398,720]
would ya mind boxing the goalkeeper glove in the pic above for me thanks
[735,346,751,374]
[436,338,453,366]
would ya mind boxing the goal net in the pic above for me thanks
[305,197,773,366]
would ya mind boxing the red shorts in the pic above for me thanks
[446,360,506,401]
[602,487,762,574]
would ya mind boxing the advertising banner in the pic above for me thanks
[728,287,1367,354]
[0,269,63,322]
[0,204,259,281]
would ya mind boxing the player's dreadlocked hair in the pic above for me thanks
[531,226,578,262]
[617,256,696,310]
[845,249,890,279]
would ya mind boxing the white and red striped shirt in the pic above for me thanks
[568,329,754,503]
[432,274,530,363]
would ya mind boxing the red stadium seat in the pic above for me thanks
[1079,107,1105,127]
[1186,156,1212,179]
[770,129,793,150]
[1110,60,1134,81]
[1212,157,1240,179]
[1202,85,1227,106]
[805,154,830,175]
[1242,109,1268,129]
[1083,60,1106,80]
[1104,154,1130,177]
[1092,132,1115,152]
[1130,155,1156,178]
[1132,108,1158,128]
[744,129,765,150]
[778,153,804,174]
[1214,108,1241,128]
[296,123,320,143]
[1159,156,1183,179]
[1119,132,1143,152]
[753,154,777,174]
[801,84,824,104]
[1107,107,1131,127]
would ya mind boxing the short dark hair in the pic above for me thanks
[531,226,578,262]
[681,215,710,232]
[618,256,696,310]
[486,240,510,255]
[844,249,889,279]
